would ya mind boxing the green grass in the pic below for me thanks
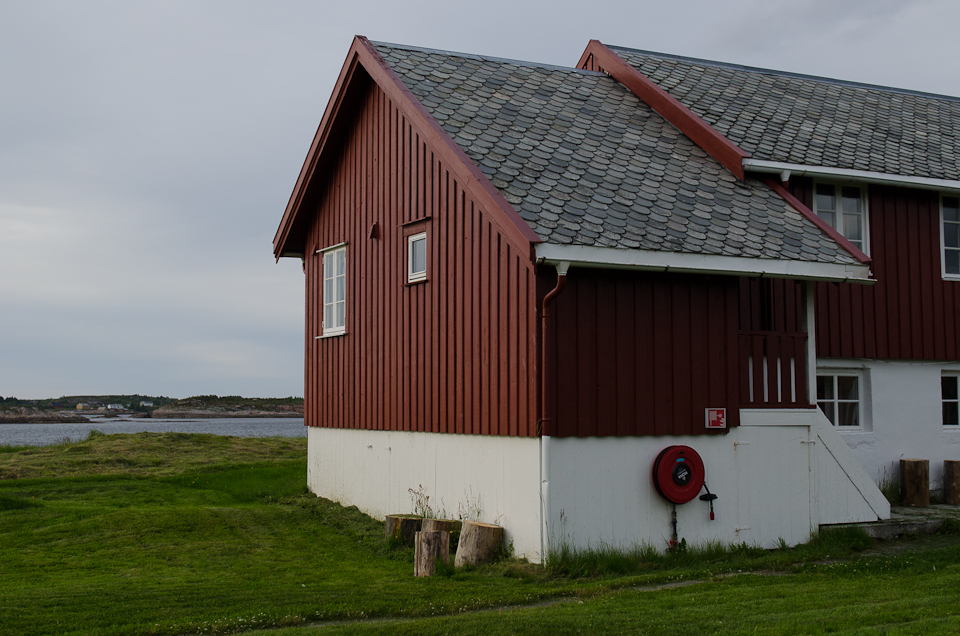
[2,432,960,635]
[0,430,304,479]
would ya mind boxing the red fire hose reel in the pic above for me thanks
[652,445,705,504]
[653,446,717,551]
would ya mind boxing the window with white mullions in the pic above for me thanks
[941,196,960,278]
[944,375,959,426]
[814,183,867,254]
[817,373,861,427]
[407,232,427,283]
[322,245,346,336]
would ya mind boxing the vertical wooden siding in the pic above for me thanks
[304,77,538,436]
[787,178,960,360]
[539,268,740,437]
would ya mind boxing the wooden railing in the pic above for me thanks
[739,331,811,408]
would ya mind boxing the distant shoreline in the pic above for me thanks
[0,410,304,424]
[145,410,303,419]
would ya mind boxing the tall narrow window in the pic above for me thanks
[407,232,427,283]
[817,373,861,427]
[814,183,867,254]
[944,375,959,426]
[942,196,960,278]
[322,245,346,336]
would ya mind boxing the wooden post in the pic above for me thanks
[385,515,422,545]
[454,520,504,567]
[414,530,450,577]
[944,460,960,506]
[899,459,929,507]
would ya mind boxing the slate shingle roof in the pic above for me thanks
[374,42,859,266]
[612,46,960,181]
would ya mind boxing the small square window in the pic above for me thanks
[944,375,959,426]
[817,373,862,427]
[408,232,427,283]
[814,182,867,254]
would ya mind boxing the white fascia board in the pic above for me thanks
[743,159,960,194]
[536,243,873,284]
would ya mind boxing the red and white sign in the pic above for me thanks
[705,408,726,429]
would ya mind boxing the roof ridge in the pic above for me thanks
[607,44,960,104]
[370,40,606,77]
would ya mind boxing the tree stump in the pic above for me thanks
[944,460,960,506]
[454,520,504,567]
[414,530,449,577]
[900,458,929,507]
[422,519,461,548]
[421,518,461,534]
[385,515,421,546]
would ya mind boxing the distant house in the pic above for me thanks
[75,403,90,411]
[139,401,154,408]
[274,37,911,561]
[107,404,124,411]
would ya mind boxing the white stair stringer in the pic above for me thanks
[811,409,891,525]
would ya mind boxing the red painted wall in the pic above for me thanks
[539,268,740,437]
[788,178,960,360]
[303,73,539,436]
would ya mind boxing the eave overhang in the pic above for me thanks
[536,243,873,284]
[745,159,960,195]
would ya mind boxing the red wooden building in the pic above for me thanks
[275,37,905,560]
[581,41,960,493]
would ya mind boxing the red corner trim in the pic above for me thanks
[579,40,750,181]
[356,38,541,255]
[763,178,872,265]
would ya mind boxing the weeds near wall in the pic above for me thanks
[457,488,483,522]
[878,466,900,505]
[408,484,434,519]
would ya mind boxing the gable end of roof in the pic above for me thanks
[273,36,540,262]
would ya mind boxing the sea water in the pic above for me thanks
[0,416,306,447]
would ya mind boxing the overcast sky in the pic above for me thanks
[2,0,958,399]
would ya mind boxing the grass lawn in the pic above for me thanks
[2,432,959,635]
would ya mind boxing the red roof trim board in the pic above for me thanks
[274,44,364,259]
[762,177,872,265]
[580,41,868,267]
[578,40,750,181]
[358,38,542,253]
[274,36,541,262]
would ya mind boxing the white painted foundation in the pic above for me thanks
[307,408,887,563]
[543,409,887,554]
[820,358,960,491]
[306,427,542,560]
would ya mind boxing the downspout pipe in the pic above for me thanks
[540,261,569,562]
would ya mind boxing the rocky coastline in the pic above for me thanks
[149,404,303,419]
[0,407,88,424]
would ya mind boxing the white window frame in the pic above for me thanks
[318,243,346,337]
[944,373,959,427]
[407,232,427,283]
[813,181,869,255]
[940,194,960,280]
[816,371,864,428]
